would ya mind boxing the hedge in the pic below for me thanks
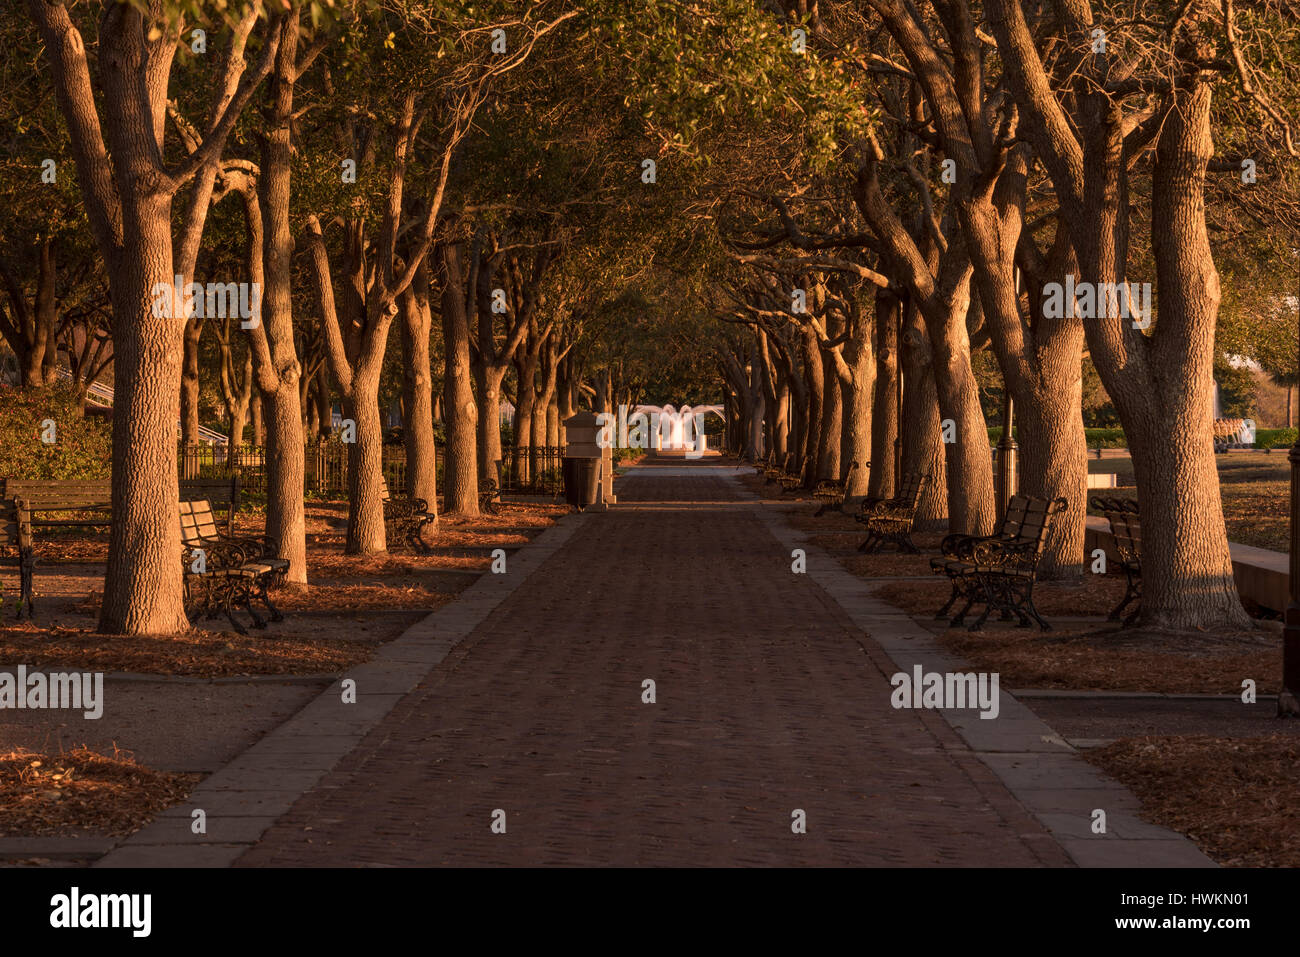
[1254,428,1297,450]
[0,385,111,480]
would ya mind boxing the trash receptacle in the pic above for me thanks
[562,456,601,507]
[562,410,612,509]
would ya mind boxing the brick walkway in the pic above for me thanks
[237,461,1071,866]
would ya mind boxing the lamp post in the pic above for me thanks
[1283,263,1300,717]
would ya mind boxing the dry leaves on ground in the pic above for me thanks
[871,580,1282,694]
[1084,735,1300,867]
[0,627,372,677]
[0,747,198,838]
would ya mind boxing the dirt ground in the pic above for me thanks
[0,497,567,845]
[1083,735,1300,867]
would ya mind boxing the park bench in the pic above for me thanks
[929,494,1069,631]
[856,471,928,553]
[776,455,807,494]
[479,460,503,515]
[746,450,774,475]
[180,499,286,634]
[0,476,240,538]
[1090,495,1141,626]
[763,452,794,485]
[0,498,35,620]
[812,460,862,517]
[380,478,437,552]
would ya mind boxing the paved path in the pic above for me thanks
[234,461,1072,866]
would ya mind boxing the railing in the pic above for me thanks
[499,445,564,495]
[179,442,407,496]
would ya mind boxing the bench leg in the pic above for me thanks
[216,580,249,636]
[1110,569,1140,625]
[239,583,267,630]
[254,575,284,623]
[967,576,998,632]
[950,593,977,628]
[1022,589,1051,631]
[935,581,961,620]
[19,553,35,620]
[411,517,435,554]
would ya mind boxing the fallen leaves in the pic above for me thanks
[0,747,198,838]
[1085,735,1300,867]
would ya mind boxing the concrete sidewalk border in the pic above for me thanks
[93,510,589,868]
[736,476,1216,869]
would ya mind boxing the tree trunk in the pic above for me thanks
[315,365,332,438]
[513,347,538,486]
[344,368,387,554]
[250,389,264,446]
[870,289,900,499]
[1121,82,1247,627]
[841,307,873,501]
[401,258,437,505]
[902,304,947,528]
[180,318,202,448]
[799,326,823,485]
[930,289,995,536]
[440,243,479,515]
[99,197,189,634]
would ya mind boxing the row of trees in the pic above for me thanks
[694,0,1298,631]
[4,0,1297,636]
[6,0,727,635]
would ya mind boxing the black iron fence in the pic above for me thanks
[179,442,407,496]
[499,445,564,495]
[179,442,565,498]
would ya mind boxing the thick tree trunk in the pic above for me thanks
[344,369,387,553]
[929,289,995,536]
[1120,83,1247,627]
[799,327,823,485]
[99,200,189,634]
[870,289,900,499]
[747,359,766,459]
[440,244,479,515]
[254,12,308,583]
[264,385,305,576]
[476,365,506,483]
[817,322,843,482]
[902,305,947,528]
[842,311,873,501]
[401,259,437,505]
